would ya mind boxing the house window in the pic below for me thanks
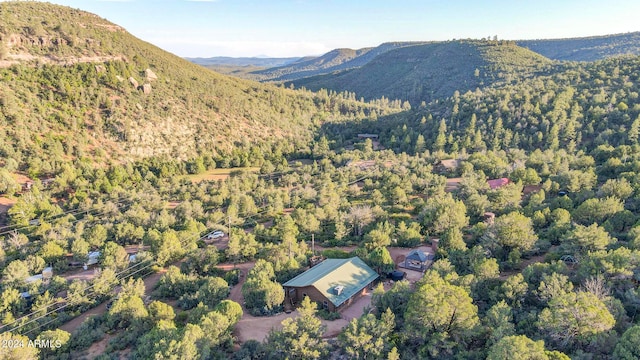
[322,301,329,309]
[302,293,307,299]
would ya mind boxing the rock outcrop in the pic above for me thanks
[145,68,157,82]
[128,77,139,88]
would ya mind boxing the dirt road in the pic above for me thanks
[59,268,166,333]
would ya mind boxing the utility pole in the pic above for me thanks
[311,233,315,256]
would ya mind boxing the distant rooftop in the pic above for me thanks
[488,177,510,189]
[283,257,379,307]
[357,133,379,138]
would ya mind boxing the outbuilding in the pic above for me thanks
[401,249,434,271]
[487,178,510,189]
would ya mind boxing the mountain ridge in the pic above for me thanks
[288,40,554,105]
[191,32,640,87]
[517,31,640,61]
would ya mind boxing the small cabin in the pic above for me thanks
[401,250,434,271]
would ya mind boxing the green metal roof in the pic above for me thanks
[283,257,379,307]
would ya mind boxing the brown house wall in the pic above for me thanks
[286,285,336,312]
[285,284,373,312]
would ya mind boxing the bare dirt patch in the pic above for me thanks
[445,177,462,192]
[60,301,108,334]
[387,245,433,267]
[498,249,556,280]
[217,261,255,306]
[83,333,113,360]
[0,196,17,214]
[523,184,542,195]
[387,245,434,284]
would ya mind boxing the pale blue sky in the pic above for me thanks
[22,0,640,57]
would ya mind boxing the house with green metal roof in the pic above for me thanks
[283,257,379,312]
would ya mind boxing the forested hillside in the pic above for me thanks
[321,55,640,156]
[0,2,400,177]
[518,32,640,61]
[290,40,553,105]
[251,42,427,82]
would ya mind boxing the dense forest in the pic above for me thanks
[289,40,554,104]
[2,2,640,360]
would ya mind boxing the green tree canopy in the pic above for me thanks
[420,193,469,235]
[338,309,395,360]
[265,296,328,359]
[538,291,615,349]
[404,270,479,352]
[562,223,615,257]
[613,325,640,360]
[487,335,548,360]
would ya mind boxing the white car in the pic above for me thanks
[207,230,225,240]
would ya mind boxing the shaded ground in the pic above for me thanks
[83,333,114,360]
[338,287,375,322]
[499,246,558,280]
[0,196,16,226]
[59,301,109,334]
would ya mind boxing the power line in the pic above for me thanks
[0,164,374,336]
[0,196,133,237]
[0,205,271,336]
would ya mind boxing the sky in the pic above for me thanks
[14,0,640,58]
